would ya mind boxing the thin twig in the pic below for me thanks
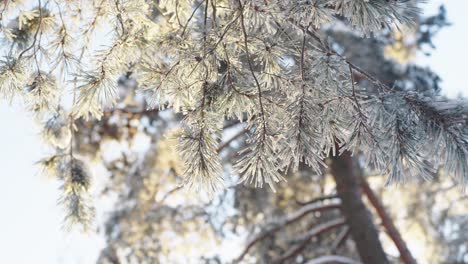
[234,202,341,263]
[295,194,339,206]
[180,0,204,37]
[273,218,346,264]
[331,226,351,252]
[17,0,43,60]
[237,0,267,137]
[217,128,247,153]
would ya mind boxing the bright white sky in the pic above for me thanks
[0,1,467,263]
[418,1,468,98]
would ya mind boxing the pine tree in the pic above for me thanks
[1,1,466,263]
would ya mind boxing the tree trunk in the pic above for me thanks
[330,152,388,264]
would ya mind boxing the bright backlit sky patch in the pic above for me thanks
[418,0,468,98]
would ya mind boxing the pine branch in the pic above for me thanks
[361,176,417,264]
[234,202,341,263]
[273,218,346,264]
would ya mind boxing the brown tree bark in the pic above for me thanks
[330,151,389,264]
[361,177,417,264]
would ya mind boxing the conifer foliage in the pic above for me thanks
[0,0,466,231]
